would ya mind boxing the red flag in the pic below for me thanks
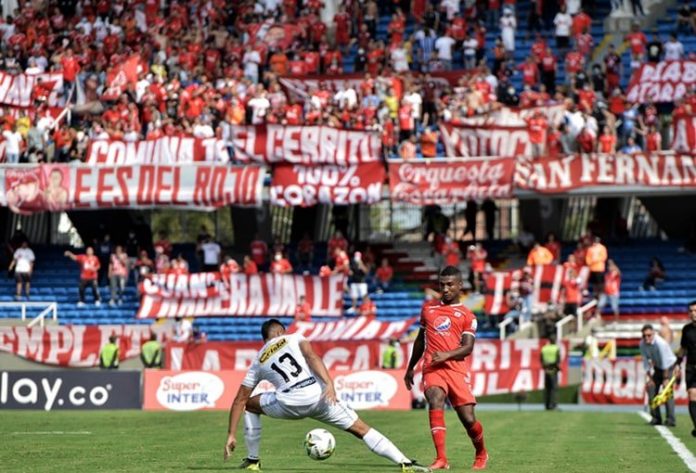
[103,55,144,100]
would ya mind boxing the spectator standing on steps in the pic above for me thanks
[349,251,369,313]
[585,237,608,297]
[65,247,102,307]
[540,334,561,410]
[200,237,221,272]
[108,245,129,306]
[9,241,34,300]
[640,324,677,426]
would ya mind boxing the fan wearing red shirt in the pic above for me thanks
[598,126,616,153]
[625,24,647,57]
[250,236,268,269]
[598,260,621,320]
[375,257,394,292]
[334,7,351,47]
[526,113,548,157]
[405,267,488,471]
[61,49,81,84]
[562,267,582,316]
[467,244,488,293]
[441,238,461,268]
[243,255,258,275]
[576,127,596,153]
[65,248,102,306]
[327,231,348,259]
[644,126,662,152]
[333,249,350,275]
[358,295,377,319]
[572,10,592,37]
[294,295,312,322]
[220,256,240,281]
[565,49,584,77]
[270,252,293,274]
[518,57,540,87]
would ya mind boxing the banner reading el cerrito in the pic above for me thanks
[138,273,346,318]
[271,162,385,206]
[230,125,380,164]
[86,136,230,164]
[0,324,171,367]
[388,158,514,204]
[143,369,411,411]
[515,153,696,194]
[627,60,696,103]
[0,164,263,214]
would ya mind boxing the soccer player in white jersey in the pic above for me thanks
[224,319,430,472]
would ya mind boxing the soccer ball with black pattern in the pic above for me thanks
[304,428,336,461]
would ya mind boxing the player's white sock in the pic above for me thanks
[244,411,262,460]
[362,428,410,464]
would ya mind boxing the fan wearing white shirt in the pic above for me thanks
[10,241,35,300]
[553,6,572,51]
[3,126,23,164]
[664,34,684,61]
[200,237,222,271]
[435,33,456,70]
[248,91,270,125]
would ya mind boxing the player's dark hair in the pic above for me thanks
[689,300,696,308]
[439,266,462,280]
[641,324,654,333]
[261,319,285,340]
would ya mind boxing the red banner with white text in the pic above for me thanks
[0,72,63,107]
[582,358,687,404]
[138,273,346,318]
[388,158,515,204]
[86,136,230,164]
[439,123,532,157]
[0,164,263,214]
[483,265,589,315]
[270,162,385,206]
[102,54,146,100]
[0,324,171,367]
[230,125,380,164]
[627,60,696,103]
[165,339,568,398]
[515,153,696,193]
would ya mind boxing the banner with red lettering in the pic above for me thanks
[484,265,589,315]
[0,324,171,367]
[388,158,515,204]
[439,123,532,157]
[143,368,412,411]
[0,164,263,214]
[279,71,469,102]
[270,162,385,206]
[454,104,565,128]
[582,358,687,404]
[165,339,568,398]
[287,318,417,341]
[515,153,696,194]
[627,60,696,103]
[230,125,380,164]
[102,54,146,100]
[86,136,230,164]
[137,273,346,318]
[0,72,63,107]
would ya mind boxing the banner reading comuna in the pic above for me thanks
[138,273,346,318]
[388,158,515,204]
[86,136,230,164]
[515,153,696,193]
[0,164,264,214]
[627,60,696,103]
[439,123,531,157]
[271,162,385,206]
[0,324,172,367]
[230,125,380,164]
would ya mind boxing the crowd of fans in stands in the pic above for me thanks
[0,0,693,164]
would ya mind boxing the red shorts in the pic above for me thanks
[423,368,476,407]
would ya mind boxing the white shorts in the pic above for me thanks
[350,283,368,300]
[260,392,358,430]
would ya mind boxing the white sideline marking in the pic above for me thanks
[638,412,696,472]
[11,431,92,435]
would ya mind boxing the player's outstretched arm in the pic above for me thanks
[432,333,475,364]
[224,385,253,461]
[404,329,425,390]
[300,340,337,404]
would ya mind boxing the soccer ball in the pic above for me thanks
[304,428,336,461]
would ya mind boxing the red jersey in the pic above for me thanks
[565,52,583,74]
[271,258,293,274]
[604,270,621,296]
[359,300,377,318]
[563,278,582,304]
[250,240,268,265]
[76,255,100,280]
[626,31,647,55]
[375,265,393,283]
[599,134,616,153]
[420,301,477,374]
[244,260,258,275]
[527,117,548,144]
[295,302,312,321]
[220,260,240,279]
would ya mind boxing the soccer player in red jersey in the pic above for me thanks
[405,266,488,471]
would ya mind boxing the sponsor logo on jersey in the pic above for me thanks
[434,316,451,332]
[260,338,288,363]
[454,310,462,318]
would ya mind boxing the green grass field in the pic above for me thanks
[1,409,694,472]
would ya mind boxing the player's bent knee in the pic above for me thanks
[425,387,447,408]
[246,394,264,415]
[346,418,371,438]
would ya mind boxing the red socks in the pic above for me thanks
[466,420,486,455]
[428,409,447,460]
